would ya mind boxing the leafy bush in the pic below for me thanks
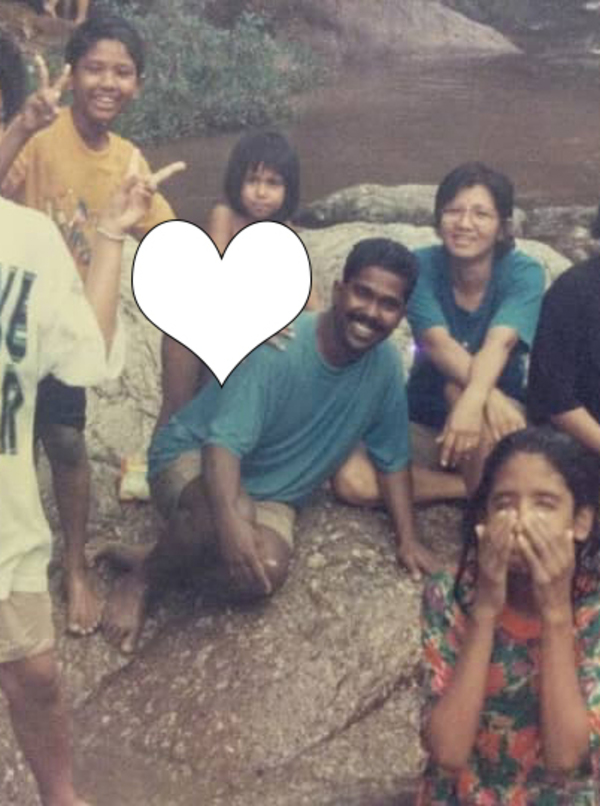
[87,0,322,143]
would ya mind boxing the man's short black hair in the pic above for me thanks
[224,130,300,222]
[342,238,418,300]
[0,30,27,124]
[65,15,145,77]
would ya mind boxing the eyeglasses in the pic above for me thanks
[441,206,499,225]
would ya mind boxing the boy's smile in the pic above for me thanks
[71,39,139,140]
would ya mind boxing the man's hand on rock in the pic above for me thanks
[219,522,272,596]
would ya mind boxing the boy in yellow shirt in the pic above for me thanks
[0,15,178,638]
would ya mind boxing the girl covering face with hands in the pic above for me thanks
[419,426,600,804]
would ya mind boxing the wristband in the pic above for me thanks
[96,226,126,242]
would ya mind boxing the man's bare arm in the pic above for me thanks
[377,467,439,580]
[203,443,271,593]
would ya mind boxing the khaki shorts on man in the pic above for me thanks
[150,450,296,551]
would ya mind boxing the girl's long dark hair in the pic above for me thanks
[453,427,600,611]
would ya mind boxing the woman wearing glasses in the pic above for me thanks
[332,162,545,536]
[404,162,545,502]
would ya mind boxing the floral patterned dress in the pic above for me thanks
[418,571,600,805]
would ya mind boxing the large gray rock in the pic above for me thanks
[523,205,599,263]
[0,188,570,805]
[74,501,436,806]
[279,0,519,62]
[296,185,440,229]
[296,183,528,239]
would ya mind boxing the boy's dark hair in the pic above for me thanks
[434,161,515,257]
[65,15,145,77]
[224,130,300,222]
[591,203,600,240]
[342,237,418,300]
[454,426,600,610]
[0,30,27,123]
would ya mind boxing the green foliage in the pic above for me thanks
[91,0,322,143]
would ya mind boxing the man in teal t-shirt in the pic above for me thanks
[101,237,438,654]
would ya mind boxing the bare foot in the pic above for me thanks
[102,571,148,655]
[93,540,152,573]
[65,567,103,637]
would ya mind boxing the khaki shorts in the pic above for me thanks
[0,591,54,664]
[410,422,442,470]
[150,450,296,549]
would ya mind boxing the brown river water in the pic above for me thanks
[146,51,600,228]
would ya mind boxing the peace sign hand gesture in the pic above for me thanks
[18,54,70,135]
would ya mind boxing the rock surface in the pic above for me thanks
[298,184,598,265]
[278,0,520,63]
[296,183,528,235]
[0,188,571,805]
[523,205,599,263]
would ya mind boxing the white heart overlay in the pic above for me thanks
[132,220,312,385]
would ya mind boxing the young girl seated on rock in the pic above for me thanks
[210,130,306,262]
[419,426,600,804]
[156,130,319,428]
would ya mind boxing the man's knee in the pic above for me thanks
[332,455,380,507]
[0,652,61,709]
[41,425,86,468]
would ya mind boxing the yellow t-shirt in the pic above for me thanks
[2,108,175,274]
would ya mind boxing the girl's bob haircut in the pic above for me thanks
[224,130,300,223]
